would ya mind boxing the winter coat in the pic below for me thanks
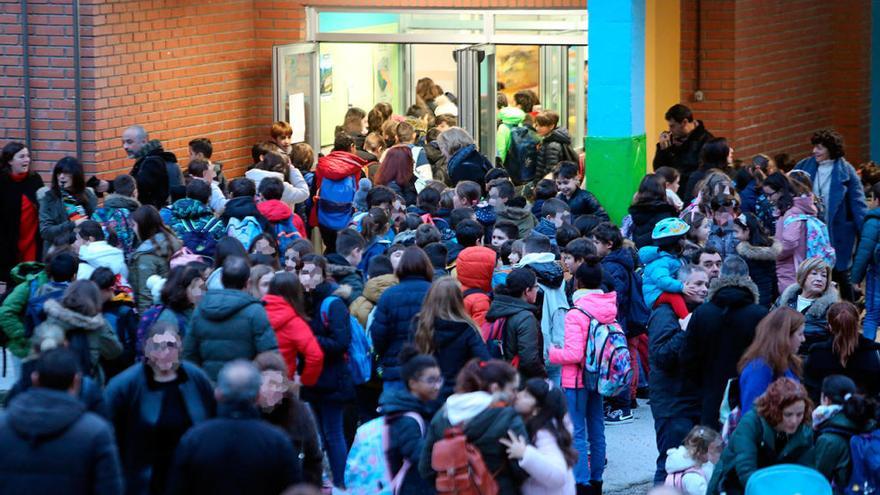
[629,200,678,248]
[707,409,814,495]
[419,392,529,495]
[738,359,798,416]
[804,336,880,404]
[448,144,493,190]
[166,402,300,495]
[326,253,365,304]
[91,194,141,261]
[262,294,324,386]
[257,198,306,239]
[131,140,171,209]
[549,290,619,389]
[457,246,496,328]
[380,387,438,495]
[813,409,874,490]
[183,289,279,381]
[735,240,781,307]
[260,393,324,487]
[424,141,450,185]
[77,241,128,281]
[795,156,868,271]
[5,357,107,416]
[665,445,713,495]
[0,270,47,358]
[129,232,182,314]
[649,302,700,420]
[349,273,397,327]
[302,281,354,403]
[775,195,818,292]
[707,222,739,260]
[738,178,760,214]
[536,128,578,184]
[850,207,880,284]
[160,198,224,243]
[518,428,577,495]
[653,121,715,203]
[496,204,537,238]
[0,388,124,495]
[497,107,527,164]
[640,246,685,308]
[485,294,545,381]
[772,282,839,345]
[385,177,419,207]
[420,317,490,400]
[601,247,640,336]
[682,275,767,428]
[0,172,43,283]
[104,362,215,495]
[518,253,568,359]
[36,298,123,377]
[37,187,98,248]
[560,187,610,220]
[311,150,366,227]
[371,275,432,382]
[244,168,309,207]
[220,196,269,231]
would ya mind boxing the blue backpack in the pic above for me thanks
[25,280,68,338]
[317,175,357,231]
[626,269,651,335]
[846,430,880,495]
[783,214,837,267]
[269,215,301,254]
[179,217,224,256]
[341,412,425,494]
[504,124,539,185]
[320,295,371,385]
[226,216,263,251]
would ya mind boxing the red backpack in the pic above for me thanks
[479,317,519,368]
[431,425,499,495]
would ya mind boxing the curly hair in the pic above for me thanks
[755,377,813,427]
[811,129,845,159]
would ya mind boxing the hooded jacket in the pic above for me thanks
[326,253,365,304]
[129,232,182,314]
[628,200,678,249]
[161,198,223,242]
[131,139,171,210]
[371,275,432,382]
[257,198,306,239]
[495,204,537,238]
[653,121,715,203]
[775,195,819,292]
[245,168,309,207]
[601,247,640,336]
[311,151,366,228]
[77,240,128,281]
[380,387,438,495]
[804,335,880,403]
[517,428,577,495]
[184,289,279,381]
[0,388,124,495]
[648,301,700,420]
[812,409,875,489]
[262,294,324,386]
[664,446,713,495]
[517,253,567,359]
[418,392,529,495]
[535,127,578,183]
[220,196,269,231]
[549,289,619,389]
[682,275,767,428]
[421,318,491,401]
[91,193,140,261]
[260,392,324,487]
[456,246,496,327]
[448,145,493,190]
[485,294,544,381]
[36,298,123,376]
[639,246,685,308]
[497,107,527,164]
[302,281,355,404]
[850,207,880,284]
[349,273,397,327]
[735,240,781,307]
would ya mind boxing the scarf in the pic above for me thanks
[61,189,87,222]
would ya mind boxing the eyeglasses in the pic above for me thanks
[420,376,444,387]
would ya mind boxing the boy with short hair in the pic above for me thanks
[313,133,367,253]
[326,228,366,304]
[90,174,140,261]
[189,137,227,195]
[423,242,449,279]
[534,197,571,246]
[534,110,578,183]
[554,161,609,220]
[491,221,519,248]
[161,180,226,256]
[187,158,227,214]
[257,177,305,251]
[221,177,269,249]
[447,219,484,267]
[531,178,558,218]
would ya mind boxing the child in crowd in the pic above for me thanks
[187,158,227,214]
[162,180,226,256]
[326,229,366,304]
[358,207,393,271]
[456,245,497,327]
[74,220,128,281]
[851,182,880,340]
[447,219,483,267]
[492,221,519,249]
[489,178,537,238]
[732,212,780,307]
[493,239,515,288]
[656,166,684,211]
[663,426,721,495]
[534,198,570,247]
[706,194,740,259]
[640,217,690,309]
[532,179,558,219]
[486,268,545,381]
[91,174,140,261]
[562,238,595,299]
[188,137,227,195]
[682,210,711,260]
[257,177,306,247]
[282,238,313,273]
[423,242,449,279]
[534,111,578,185]
[554,162,609,220]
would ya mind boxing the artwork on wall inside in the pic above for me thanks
[374,45,392,102]
[496,45,539,102]
[320,53,333,96]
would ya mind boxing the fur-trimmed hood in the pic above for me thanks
[326,253,359,279]
[736,239,782,261]
[707,275,760,306]
[103,193,140,211]
[778,282,839,320]
[41,298,108,332]
[362,273,398,303]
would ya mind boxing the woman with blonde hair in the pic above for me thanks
[772,257,839,352]
[412,276,490,401]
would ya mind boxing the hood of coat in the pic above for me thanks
[707,275,760,307]
[517,252,564,288]
[638,245,676,266]
[499,107,526,126]
[79,241,125,270]
[317,151,367,180]
[168,198,213,220]
[543,127,572,145]
[486,294,537,321]
[245,168,285,186]
[789,195,818,216]
[497,205,536,223]
[363,274,398,303]
[379,386,433,416]
[736,239,782,261]
[262,293,306,329]
[778,282,839,319]
[223,196,262,220]
[6,388,86,441]
[311,280,349,307]
[134,139,164,160]
[198,288,263,321]
[445,391,494,425]
[433,318,482,348]
[257,199,293,223]
[573,291,619,324]
[134,231,181,258]
[42,298,107,332]
[103,193,140,210]
[448,145,490,171]
[326,253,359,279]
[603,247,636,272]
[456,246,496,292]
[664,445,700,473]
[864,207,880,222]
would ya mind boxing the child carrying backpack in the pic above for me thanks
[664,426,721,495]
[311,134,366,254]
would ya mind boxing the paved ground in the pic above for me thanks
[603,398,657,495]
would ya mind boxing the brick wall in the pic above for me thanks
[680,0,872,166]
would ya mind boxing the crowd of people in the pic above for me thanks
[0,86,879,495]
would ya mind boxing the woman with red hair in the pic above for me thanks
[376,146,417,206]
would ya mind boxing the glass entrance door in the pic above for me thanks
[455,44,497,162]
[273,43,320,153]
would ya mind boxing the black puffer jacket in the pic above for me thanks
[370,275,432,382]
[380,388,438,495]
[652,121,714,203]
[418,317,490,401]
[560,188,610,220]
[735,240,781,308]
[484,294,546,380]
[221,196,269,231]
[536,128,578,182]
[628,200,679,248]
[302,281,355,404]
[804,336,880,404]
[648,302,700,419]
[131,140,172,210]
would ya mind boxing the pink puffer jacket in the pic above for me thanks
[548,290,619,389]
[775,195,817,292]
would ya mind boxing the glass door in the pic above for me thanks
[273,43,320,153]
[455,44,497,162]
[539,45,586,151]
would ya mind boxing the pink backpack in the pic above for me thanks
[665,466,707,492]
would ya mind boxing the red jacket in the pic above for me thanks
[456,246,497,328]
[257,199,306,237]
[263,294,324,386]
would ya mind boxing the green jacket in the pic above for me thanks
[814,410,874,490]
[128,232,181,314]
[708,409,815,495]
[0,270,48,358]
[496,107,526,163]
[183,289,279,381]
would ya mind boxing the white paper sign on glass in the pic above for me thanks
[289,92,306,143]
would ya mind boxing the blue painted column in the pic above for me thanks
[872,0,880,161]
[585,0,647,223]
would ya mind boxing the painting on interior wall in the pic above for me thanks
[320,53,333,96]
[374,45,392,103]
[496,46,539,102]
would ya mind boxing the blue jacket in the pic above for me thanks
[739,178,759,214]
[447,145,492,189]
[707,223,739,259]
[739,358,798,415]
[851,208,880,284]
[795,156,868,270]
[371,275,432,382]
[639,246,684,308]
[302,281,355,404]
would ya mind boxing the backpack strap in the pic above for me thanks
[384,412,426,492]
[319,295,342,328]
[462,288,486,298]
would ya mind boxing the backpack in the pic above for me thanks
[343,412,425,494]
[135,305,188,358]
[320,295,371,385]
[92,206,137,259]
[431,425,499,495]
[226,216,263,251]
[503,124,539,185]
[573,307,632,397]
[846,430,880,495]
[318,175,357,231]
[783,214,837,267]
[480,317,518,367]
[665,466,707,491]
[24,280,68,338]
[268,214,301,254]
[178,217,223,256]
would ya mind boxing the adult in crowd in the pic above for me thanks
[692,247,723,282]
[628,173,678,249]
[166,360,301,495]
[649,264,709,484]
[0,348,124,495]
[105,322,215,495]
[39,157,98,250]
[437,127,493,189]
[795,130,867,301]
[683,255,767,429]
[684,137,733,206]
[707,378,814,495]
[804,301,880,402]
[129,205,182,313]
[0,141,43,284]
[653,104,715,202]
[120,125,174,209]
[183,256,279,381]
[772,257,839,354]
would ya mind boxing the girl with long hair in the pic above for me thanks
[733,212,781,307]
[358,207,393,271]
[376,146,417,206]
[263,271,324,387]
[628,173,678,249]
[129,205,182,313]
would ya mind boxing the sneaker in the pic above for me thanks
[604,409,633,425]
